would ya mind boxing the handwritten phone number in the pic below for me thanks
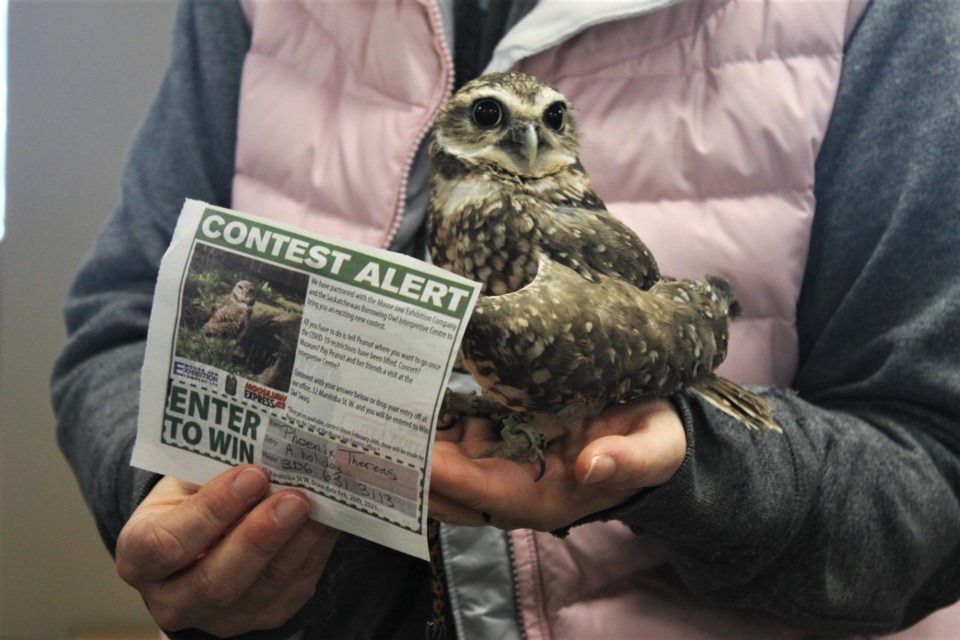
[275,458,398,510]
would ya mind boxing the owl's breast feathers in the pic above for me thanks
[428,149,659,294]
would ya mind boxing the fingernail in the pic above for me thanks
[233,467,267,500]
[274,496,310,528]
[582,455,616,485]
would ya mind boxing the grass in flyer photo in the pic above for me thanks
[175,242,309,393]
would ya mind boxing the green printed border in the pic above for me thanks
[199,207,478,318]
[168,378,288,421]
[161,379,274,467]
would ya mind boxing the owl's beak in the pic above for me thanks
[505,122,541,172]
[522,123,538,169]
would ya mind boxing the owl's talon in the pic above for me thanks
[532,450,546,481]
[471,417,547,480]
[436,415,457,431]
[505,419,547,480]
[442,388,512,423]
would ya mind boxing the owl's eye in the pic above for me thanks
[472,99,503,128]
[543,102,566,131]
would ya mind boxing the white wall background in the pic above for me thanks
[1,1,177,637]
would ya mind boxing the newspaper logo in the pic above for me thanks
[244,381,287,409]
[173,360,220,387]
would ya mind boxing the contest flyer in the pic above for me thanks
[132,199,480,559]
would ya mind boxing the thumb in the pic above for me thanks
[576,403,687,489]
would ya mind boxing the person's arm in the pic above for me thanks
[628,0,960,632]
[430,0,960,633]
[51,0,248,550]
[52,6,378,638]
[52,3,436,638]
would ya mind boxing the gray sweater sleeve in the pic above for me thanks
[50,4,436,639]
[612,0,960,633]
[51,0,247,553]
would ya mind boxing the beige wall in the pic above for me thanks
[1,1,177,637]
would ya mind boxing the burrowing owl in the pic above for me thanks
[427,72,778,474]
[202,280,256,339]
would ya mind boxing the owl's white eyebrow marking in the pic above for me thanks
[434,129,496,160]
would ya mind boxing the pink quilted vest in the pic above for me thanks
[234,0,960,637]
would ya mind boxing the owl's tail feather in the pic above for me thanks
[691,374,782,433]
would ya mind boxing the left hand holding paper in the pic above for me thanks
[116,466,338,636]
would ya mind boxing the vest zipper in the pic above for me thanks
[384,0,455,250]
[506,531,529,639]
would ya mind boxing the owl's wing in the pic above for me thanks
[539,205,660,290]
[461,256,734,412]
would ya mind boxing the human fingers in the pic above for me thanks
[155,518,337,636]
[428,490,495,527]
[256,520,339,594]
[435,415,498,447]
[116,465,270,585]
[576,399,687,488]
[164,490,312,605]
[435,418,463,442]
[236,521,339,630]
[430,401,686,530]
[145,489,314,633]
[430,443,582,530]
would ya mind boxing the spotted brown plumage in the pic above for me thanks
[202,279,256,339]
[427,72,779,474]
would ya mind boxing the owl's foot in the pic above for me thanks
[437,389,511,430]
[476,416,547,480]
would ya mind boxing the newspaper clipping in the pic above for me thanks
[132,199,480,559]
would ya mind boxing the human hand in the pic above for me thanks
[429,399,686,531]
[115,465,338,636]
